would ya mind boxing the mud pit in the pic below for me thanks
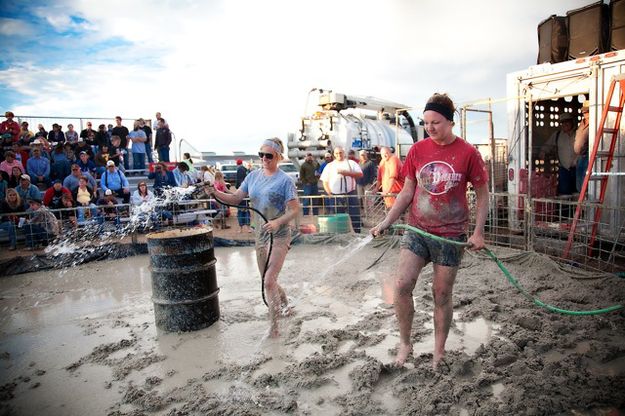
[1,241,624,415]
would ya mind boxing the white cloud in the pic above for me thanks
[1,0,594,154]
[0,18,35,37]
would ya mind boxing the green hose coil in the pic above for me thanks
[391,224,624,316]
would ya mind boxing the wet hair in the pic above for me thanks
[426,93,456,118]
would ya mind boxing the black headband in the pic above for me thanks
[424,102,454,121]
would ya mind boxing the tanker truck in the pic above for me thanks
[287,88,424,167]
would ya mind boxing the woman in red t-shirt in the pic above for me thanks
[371,93,489,369]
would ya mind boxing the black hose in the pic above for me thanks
[208,191,272,307]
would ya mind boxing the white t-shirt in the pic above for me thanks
[320,159,362,194]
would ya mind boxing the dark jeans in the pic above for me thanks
[145,142,154,163]
[133,152,146,170]
[112,189,131,204]
[31,175,50,188]
[302,183,319,215]
[51,160,71,181]
[576,156,588,192]
[157,147,170,163]
[558,166,576,196]
[0,221,16,248]
[237,200,250,227]
[327,190,361,233]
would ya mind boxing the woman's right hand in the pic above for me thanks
[370,219,390,237]
[203,184,215,196]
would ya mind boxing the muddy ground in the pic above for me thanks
[0,239,624,415]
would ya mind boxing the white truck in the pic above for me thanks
[506,49,625,240]
[286,88,423,167]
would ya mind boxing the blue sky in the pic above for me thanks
[0,0,592,154]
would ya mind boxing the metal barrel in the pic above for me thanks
[147,227,220,332]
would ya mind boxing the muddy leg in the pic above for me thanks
[431,264,457,369]
[257,243,289,337]
[394,249,426,366]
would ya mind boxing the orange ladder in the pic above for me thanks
[563,74,625,259]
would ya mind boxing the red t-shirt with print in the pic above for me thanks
[401,137,488,237]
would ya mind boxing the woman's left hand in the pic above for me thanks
[262,219,280,233]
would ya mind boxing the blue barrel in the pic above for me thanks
[147,227,220,332]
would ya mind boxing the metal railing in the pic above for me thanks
[1,193,623,273]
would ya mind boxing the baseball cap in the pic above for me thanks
[80,151,87,155]
[20,174,30,181]
[106,160,115,167]
[104,189,113,196]
[559,112,574,122]
[27,196,42,204]
[32,139,42,145]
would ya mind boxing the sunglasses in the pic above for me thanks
[258,152,274,160]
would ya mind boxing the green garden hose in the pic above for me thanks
[391,224,624,316]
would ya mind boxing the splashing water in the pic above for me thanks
[317,234,373,280]
[286,234,374,310]
[43,185,210,266]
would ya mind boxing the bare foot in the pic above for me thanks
[280,304,294,317]
[395,343,413,366]
[432,351,445,370]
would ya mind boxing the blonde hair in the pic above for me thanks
[5,188,22,210]
[263,137,285,161]
[215,171,224,181]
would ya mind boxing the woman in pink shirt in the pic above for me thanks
[371,93,489,369]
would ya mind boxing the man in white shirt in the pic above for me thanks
[320,146,363,233]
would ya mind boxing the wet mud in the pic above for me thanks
[0,242,624,415]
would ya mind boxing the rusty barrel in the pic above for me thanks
[147,227,220,332]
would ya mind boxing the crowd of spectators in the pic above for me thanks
[0,109,408,249]
[0,111,177,250]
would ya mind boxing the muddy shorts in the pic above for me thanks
[400,231,466,267]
